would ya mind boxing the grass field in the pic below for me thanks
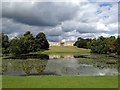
[35,46,90,55]
[2,76,118,88]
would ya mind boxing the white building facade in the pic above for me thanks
[49,42,74,46]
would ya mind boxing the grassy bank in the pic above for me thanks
[36,46,90,55]
[2,76,118,88]
[2,46,90,58]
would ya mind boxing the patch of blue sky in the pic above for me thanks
[99,3,112,7]
[106,31,118,35]
[96,2,112,15]
[96,9,102,14]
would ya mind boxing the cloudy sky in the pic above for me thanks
[1,0,119,42]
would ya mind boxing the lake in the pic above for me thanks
[1,54,118,76]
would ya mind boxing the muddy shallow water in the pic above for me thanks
[1,54,118,76]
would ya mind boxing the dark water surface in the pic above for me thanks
[1,54,118,76]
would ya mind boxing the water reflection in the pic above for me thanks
[2,59,48,75]
[4,54,49,59]
[49,54,74,59]
[45,58,118,76]
[2,54,118,76]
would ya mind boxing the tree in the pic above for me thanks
[90,37,108,54]
[74,37,91,49]
[116,36,120,55]
[9,31,37,55]
[2,33,9,49]
[35,32,49,51]
[1,33,10,54]
[9,36,25,55]
[104,36,117,53]
[23,31,37,53]
[89,36,117,54]
[3,31,50,55]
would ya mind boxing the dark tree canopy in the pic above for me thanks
[116,36,120,55]
[35,32,49,50]
[2,31,49,55]
[23,31,36,53]
[88,36,117,54]
[2,33,9,49]
[1,33,10,54]
[74,37,91,49]
[74,36,119,54]
[9,36,25,54]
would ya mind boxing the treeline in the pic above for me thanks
[1,31,49,55]
[74,36,120,55]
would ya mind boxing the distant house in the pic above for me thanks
[49,42,74,46]
[64,42,74,46]
[49,42,60,46]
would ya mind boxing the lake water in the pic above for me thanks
[1,54,118,76]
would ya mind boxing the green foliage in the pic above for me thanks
[2,31,49,55]
[23,31,37,53]
[104,36,117,53]
[89,36,117,54]
[116,36,120,55]
[1,33,10,54]
[74,37,91,49]
[35,32,49,51]
[74,36,118,54]
[1,33,10,49]
[9,36,25,54]
[2,48,9,54]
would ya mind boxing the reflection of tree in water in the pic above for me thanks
[21,60,34,75]
[75,55,118,69]
[2,59,48,75]
[2,61,8,74]
[34,60,47,74]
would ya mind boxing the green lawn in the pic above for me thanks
[35,46,90,55]
[3,46,90,58]
[2,76,118,88]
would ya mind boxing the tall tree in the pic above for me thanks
[1,33,10,54]
[23,31,36,53]
[116,36,120,55]
[9,36,24,54]
[89,36,117,54]
[74,37,91,49]
[2,33,9,49]
[104,36,117,53]
[9,31,36,55]
[35,32,49,51]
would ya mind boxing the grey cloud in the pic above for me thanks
[2,2,79,26]
[45,26,63,36]
[2,18,25,34]
[47,36,62,42]
[2,18,47,36]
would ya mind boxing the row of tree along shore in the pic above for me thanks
[1,31,49,55]
[74,36,120,55]
[1,31,120,55]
